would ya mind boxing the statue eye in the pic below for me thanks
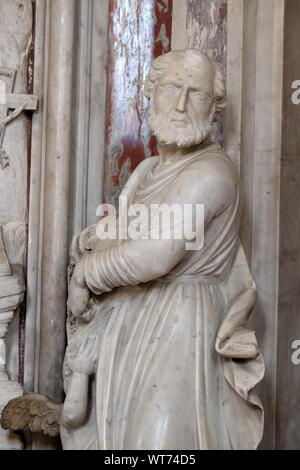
[190,90,212,102]
[160,84,178,92]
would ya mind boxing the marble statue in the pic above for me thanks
[1,49,264,450]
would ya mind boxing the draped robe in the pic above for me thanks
[61,143,264,450]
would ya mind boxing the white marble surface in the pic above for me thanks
[70,0,109,236]
[0,0,32,450]
[0,0,32,224]
[0,0,31,387]
[171,0,187,51]
[63,50,264,450]
[0,381,23,449]
[0,222,25,450]
[225,0,285,449]
[24,0,49,395]
[24,0,108,411]
[36,0,76,404]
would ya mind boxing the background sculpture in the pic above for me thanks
[0,222,26,449]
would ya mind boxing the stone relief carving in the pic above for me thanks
[1,392,61,438]
[0,222,26,449]
[0,66,38,168]
[0,0,34,226]
[0,0,40,450]
[2,49,265,450]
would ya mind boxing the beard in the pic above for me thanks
[148,100,215,148]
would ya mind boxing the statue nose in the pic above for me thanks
[176,88,187,113]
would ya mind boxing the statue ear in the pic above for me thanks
[213,96,227,122]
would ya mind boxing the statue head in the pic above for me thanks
[144,49,226,148]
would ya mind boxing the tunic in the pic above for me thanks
[61,143,264,450]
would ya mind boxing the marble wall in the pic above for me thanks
[0,0,33,386]
[171,0,300,450]
[175,0,300,450]
[24,0,76,409]
[186,0,227,146]
[69,0,109,236]
[172,0,227,146]
[0,1,32,225]
[276,0,300,450]
[103,0,173,207]
[0,0,34,450]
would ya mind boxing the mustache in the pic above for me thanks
[169,113,191,125]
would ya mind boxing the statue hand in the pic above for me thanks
[216,320,237,345]
[67,259,90,317]
[216,287,257,345]
[70,222,97,263]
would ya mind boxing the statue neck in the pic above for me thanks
[157,139,212,168]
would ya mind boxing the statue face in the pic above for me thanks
[148,53,216,148]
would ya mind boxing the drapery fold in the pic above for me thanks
[62,143,264,450]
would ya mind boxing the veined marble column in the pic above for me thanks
[35,0,76,404]
[26,0,108,401]
[225,0,285,449]
[69,0,109,238]
[25,0,48,398]
[172,0,228,144]
[25,0,104,449]
[38,0,76,402]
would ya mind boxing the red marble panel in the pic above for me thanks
[104,0,173,206]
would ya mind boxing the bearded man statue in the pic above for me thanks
[62,49,265,450]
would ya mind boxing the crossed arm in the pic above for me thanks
[67,159,237,317]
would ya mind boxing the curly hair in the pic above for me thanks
[144,49,227,120]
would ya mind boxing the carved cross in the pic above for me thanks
[0,67,38,168]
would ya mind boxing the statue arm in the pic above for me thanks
[215,240,259,359]
[67,233,186,316]
[67,159,238,315]
[84,237,186,294]
[70,222,98,264]
[62,373,89,428]
[217,241,257,339]
[83,162,237,296]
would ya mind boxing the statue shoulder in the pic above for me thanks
[128,157,158,182]
[172,151,239,207]
[134,156,158,172]
[183,150,238,186]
